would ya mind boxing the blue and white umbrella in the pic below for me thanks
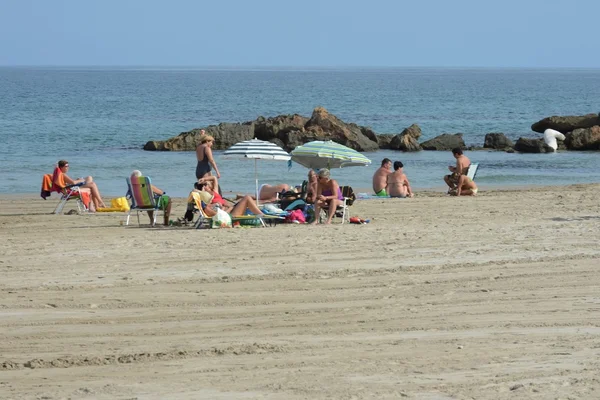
[223,138,291,203]
[291,140,371,169]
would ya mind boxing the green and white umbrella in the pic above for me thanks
[290,140,371,169]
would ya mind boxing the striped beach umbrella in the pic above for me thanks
[223,138,291,203]
[290,140,372,169]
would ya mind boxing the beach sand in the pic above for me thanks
[1,185,599,399]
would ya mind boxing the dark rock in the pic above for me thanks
[531,114,600,133]
[254,114,308,142]
[565,126,600,150]
[420,133,465,151]
[376,134,394,149]
[514,137,554,153]
[484,133,514,150]
[302,107,379,151]
[144,107,378,152]
[143,123,254,151]
[388,124,423,152]
[360,126,379,143]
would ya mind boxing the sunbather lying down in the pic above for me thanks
[195,180,264,218]
[236,183,294,203]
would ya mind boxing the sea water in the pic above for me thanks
[1,66,599,197]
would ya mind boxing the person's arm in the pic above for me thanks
[404,176,413,197]
[315,181,324,201]
[453,159,461,174]
[199,176,219,193]
[62,174,77,186]
[203,203,218,217]
[204,147,221,179]
[151,185,165,195]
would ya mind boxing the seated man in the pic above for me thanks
[444,148,471,192]
[454,174,478,196]
[386,161,413,198]
[372,158,392,196]
[305,170,318,204]
[130,170,172,226]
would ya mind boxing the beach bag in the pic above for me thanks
[285,209,306,224]
[111,196,130,211]
[211,208,232,228]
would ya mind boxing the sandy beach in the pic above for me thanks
[1,185,600,399]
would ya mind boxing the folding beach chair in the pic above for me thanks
[54,185,88,214]
[125,175,164,226]
[41,169,89,214]
[466,163,479,181]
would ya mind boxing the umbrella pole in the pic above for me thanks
[255,159,259,207]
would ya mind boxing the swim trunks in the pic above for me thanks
[155,195,170,210]
[375,188,387,197]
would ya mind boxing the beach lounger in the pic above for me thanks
[125,175,165,226]
[188,191,282,229]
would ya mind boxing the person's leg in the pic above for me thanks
[444,174,454,189]
[230,195,262,217]
[163,198,172,225]
[148,211,155,224]
[81,182,105,208]
[325,199,342,224]
[311,200,323,224]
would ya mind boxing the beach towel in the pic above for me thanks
[40,173,53,199]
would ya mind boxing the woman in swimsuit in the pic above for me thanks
[312,168,343,225]
[195,131,221,180]
[195,180,263,218]
[455,175,478,196]
[197,176,230,210]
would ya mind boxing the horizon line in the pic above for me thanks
[1,64,600,70]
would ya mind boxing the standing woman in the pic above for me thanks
[195,130,221,180]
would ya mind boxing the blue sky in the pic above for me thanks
[1,0,598,67]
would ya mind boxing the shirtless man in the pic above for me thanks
[444,148,471,191]
[386,161,413,198]
[372,158,392,196]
